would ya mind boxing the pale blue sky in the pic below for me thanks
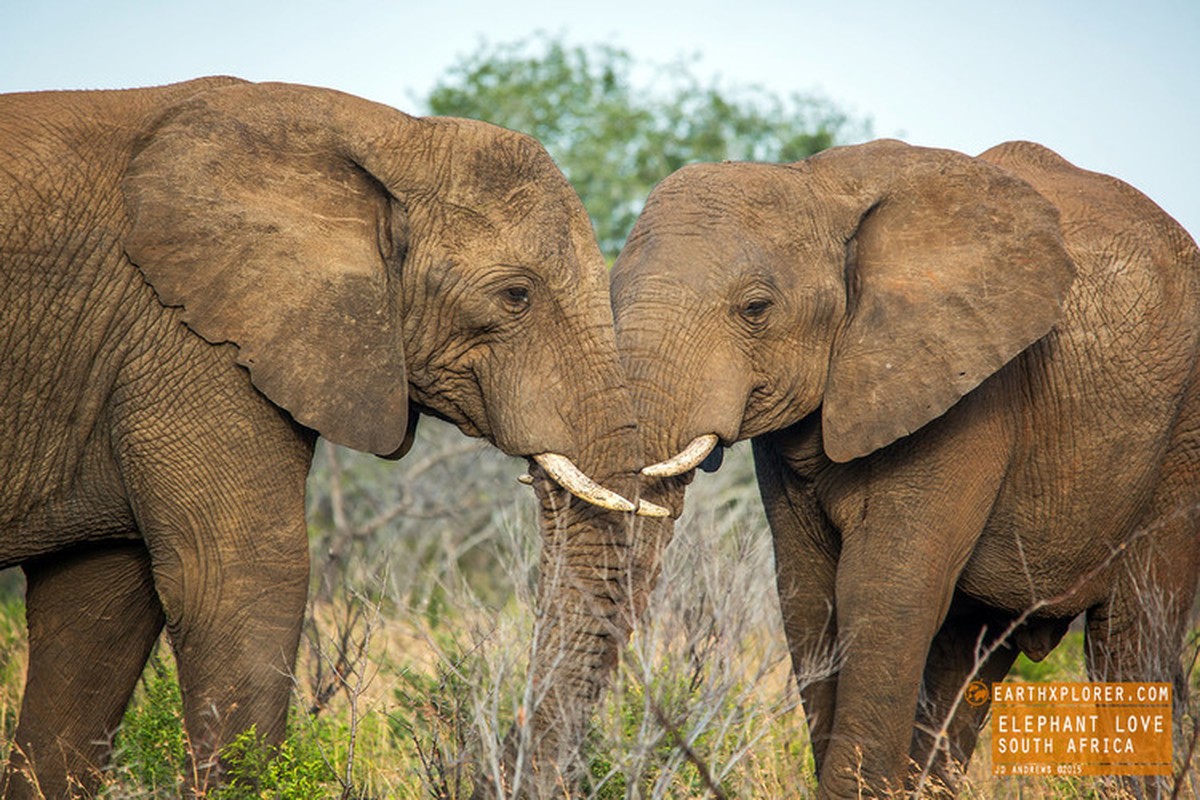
[3,0,1197,238]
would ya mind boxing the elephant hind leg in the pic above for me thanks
[1085,418,1200,690]
[1085,419,1200,799]
[1084,548,1197,800]
[5,541,164,800]
[909,600,1019,795]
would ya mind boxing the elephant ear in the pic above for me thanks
[122,83,411,456]
[820,142,1076,463]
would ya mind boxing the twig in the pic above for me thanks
[647,693,730,800]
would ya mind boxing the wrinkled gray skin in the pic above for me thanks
[612,139,1200,797]
[0,78,643,798]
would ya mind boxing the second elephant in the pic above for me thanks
[612,139,1200,797]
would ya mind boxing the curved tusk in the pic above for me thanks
[533,453,637,513]
[516,473,535,485]
[641,434,720,478]
[635,499,671,518]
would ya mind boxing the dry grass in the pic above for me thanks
[0,421,1197,797]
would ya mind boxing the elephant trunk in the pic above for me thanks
[525,482,637,782]
[476,343,652,798]
[482,461,636,796]
[507,483,678,798]
[496,342,693,793]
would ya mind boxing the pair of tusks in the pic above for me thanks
[517,434,720,517]
[520,454,670,517]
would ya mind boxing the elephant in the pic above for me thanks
[0,77,664,798]
[610,139,1200,797]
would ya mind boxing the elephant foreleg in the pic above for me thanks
[115,383,315,794]
[142,503,310,793]
[814,401,1008,799]
[4,541,164,800]
[753,435,841,773]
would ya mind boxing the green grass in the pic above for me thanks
[100,652,352,799]
[0,595,24,745]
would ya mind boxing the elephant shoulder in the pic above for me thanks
[978,142,1189,242]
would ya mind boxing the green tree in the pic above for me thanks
[425,33,871,259]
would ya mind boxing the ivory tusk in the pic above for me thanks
[516,473,534,485]
[635,499,671,517]
[532,453,637,513]
[641,434,720,478]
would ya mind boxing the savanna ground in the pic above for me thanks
[1,419,1197,798]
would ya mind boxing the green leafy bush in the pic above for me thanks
[214,724,338,800]
[105,652,351,799]
[107,654,188,796]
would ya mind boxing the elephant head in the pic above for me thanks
[123,80,644,495]
[112,80,658,790]
[613,138,1072,483]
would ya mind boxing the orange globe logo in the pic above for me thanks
[965,681,990,707]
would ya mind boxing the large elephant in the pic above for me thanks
[0,77,662,798]
[611,139,1200,797]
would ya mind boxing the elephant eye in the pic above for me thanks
[741,298,773,322]
[499,284,531,314]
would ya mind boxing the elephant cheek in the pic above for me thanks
[474,345,583,460]
[626,349,750,460]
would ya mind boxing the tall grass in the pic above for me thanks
[0,419,1197,797]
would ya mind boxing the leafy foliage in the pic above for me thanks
[215,725,337,800]
[105,652,347,799]
[425,33,871,258]
[107,654,188,796]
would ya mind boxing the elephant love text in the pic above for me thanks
[990,682,1172,776]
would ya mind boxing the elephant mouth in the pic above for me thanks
[520,453,670,517]
[640,433,722,478]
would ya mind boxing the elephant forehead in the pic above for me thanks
[617,226,789,289]
[414,214,599,300]
[429,181,594,273]
[419,197,553,252]
[441,124,586,227]
[611,267,728,316]
[648,163,800,220]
